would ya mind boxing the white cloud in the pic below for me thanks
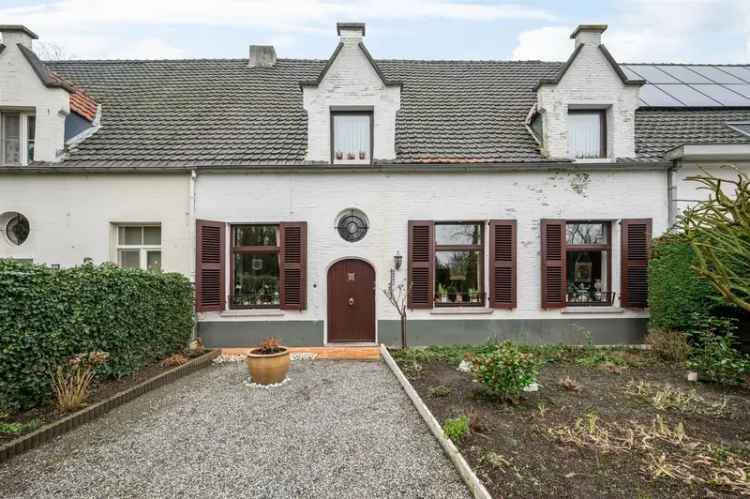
[109,38,187,60]
[511,26,571,61]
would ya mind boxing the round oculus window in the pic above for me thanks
[336,209,368,242]
[5,213,30,246]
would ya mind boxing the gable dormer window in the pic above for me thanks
[568,110,606,159]
[331,110,373,164]
[1,113,21,164]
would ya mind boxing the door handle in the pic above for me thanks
[348,297,355,306]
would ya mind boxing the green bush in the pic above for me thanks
[645,328,693,363]
[0,260,194,410]
[442,415,469,443]
[688,316,750,385]
[471,341,541,401]
[648,233,720,331]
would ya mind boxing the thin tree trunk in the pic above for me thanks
[400,315,407,349]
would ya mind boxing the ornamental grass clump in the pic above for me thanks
[52,351,108,412]
[471,341,541,402]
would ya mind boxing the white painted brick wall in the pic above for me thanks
[195,169,667,337]
[537,43,639,160]
[303,34,400,162]
[0,173,194,275]
[673,161,750,217]
[0,36,69,163]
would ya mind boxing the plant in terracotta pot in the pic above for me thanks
[246,337,289,385]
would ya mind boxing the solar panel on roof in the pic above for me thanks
[656,65,713,84]
[728,123,750,137]
[654,84,722,106]
[688,66,745,84]
[639,84,685,106]
[621,66,644,81]
[717,67,750,83]
[729,84,750,99]
[691,84,750,106]
[623,65,680,83]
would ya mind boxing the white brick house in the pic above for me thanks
[1,23,749,347]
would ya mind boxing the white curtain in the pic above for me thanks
[568,112,603,159]
[333,114,370,162]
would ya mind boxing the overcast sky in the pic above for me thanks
[2,0,749,63]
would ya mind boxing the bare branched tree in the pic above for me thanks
[383,268,409,349]
[680,166,750,313]
[33,42,75,61]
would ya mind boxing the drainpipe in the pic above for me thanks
[667,159,680,228]
[189,169,198,341]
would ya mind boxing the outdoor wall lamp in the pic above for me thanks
[394,251,403,270]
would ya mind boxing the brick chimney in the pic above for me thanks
[336,22,365,43]
[0,25,38,49]
[570,24,607,48]
[248,45,276,68]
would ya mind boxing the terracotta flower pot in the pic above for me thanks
[246,347,290,385]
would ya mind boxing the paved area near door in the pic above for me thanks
[0,360,470,498]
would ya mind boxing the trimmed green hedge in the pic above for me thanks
[0,261,193,410]
[648,232,719,331]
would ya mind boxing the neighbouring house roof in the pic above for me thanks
[43,57,750,167]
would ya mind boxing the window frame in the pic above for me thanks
[229,223,282,310]
[564,220,613,306]
[1,112,21,165]
[330,109,374,165]
[568,109,607,160]
[115,224,162,271]
[433,221,485,308]
[26,115,35,163]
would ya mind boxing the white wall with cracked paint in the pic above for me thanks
[195,169,667,333]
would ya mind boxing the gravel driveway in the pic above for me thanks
[0,360,470,498]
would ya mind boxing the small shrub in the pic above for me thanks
[575,350,626,368]
[52,352,108,412]
[442,415,469,443]
[0,418,42,434]
[559,376,583,392]
[160,353,189,368]
[480,451,511,470]
[426,385,451,398]
[254,337,284,354]
[688,317,750,385]
[471,341,541,401]
[646,328,692,363]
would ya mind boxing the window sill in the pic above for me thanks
[431,307,494,315]
[561,306,624,315]
[572,158,613,163]
[221,309,284,318]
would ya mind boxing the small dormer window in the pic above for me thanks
[568,110,606,159]
[331,110,372,164]
[1,113,21,164]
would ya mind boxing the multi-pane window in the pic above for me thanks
[26,116,35,162]
[434,223,484,306]
[1,113,20,164]
[231,225,281,308]
[568,110,606,159]
[117,225,162,271]
[565,222,611,305]
[331,111,372,164]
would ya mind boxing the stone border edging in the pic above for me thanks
[380,344,492,499]
[0,349,220,464]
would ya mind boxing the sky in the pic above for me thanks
[1,0,749,63]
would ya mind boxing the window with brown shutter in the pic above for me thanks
[196,220,226,312]
[541,219,565,308]
[490,220,516,309]
[280,222,307,310]
[621,219,652,308]
[408,221,434,309]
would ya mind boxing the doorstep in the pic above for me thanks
[221,346,380,361]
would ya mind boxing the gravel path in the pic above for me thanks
[0,360,470,498]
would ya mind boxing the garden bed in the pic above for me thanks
[395,346,750,498]
[0,349,218,462]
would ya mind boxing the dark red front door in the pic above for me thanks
[327,259,375,343]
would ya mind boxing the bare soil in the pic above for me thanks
[0,349,211,443]
[406,352,750,498]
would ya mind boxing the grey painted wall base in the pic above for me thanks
[199,321,324,347]
[378,318,647,347]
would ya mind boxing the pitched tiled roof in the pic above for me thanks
[45,57,750,166]
[635,108,750,161]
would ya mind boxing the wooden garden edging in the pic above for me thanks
[380,344,493,499]
[0,349,220,464]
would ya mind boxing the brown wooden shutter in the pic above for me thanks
[408,221,434,309]
[196,220,226,312]
[280,222,307,310]
[541,219,566,308]
[621,218,652,308]
[490,220,516,309]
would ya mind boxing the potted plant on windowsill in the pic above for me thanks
[246,337,289,385]
[447,286,457,303]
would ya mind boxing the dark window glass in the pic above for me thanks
[6,213,30,245]
[27,116,35,162]
[232,253,280,307]
[566,223,608,245]
[566,250,610,304]
[3,114,20,164]
[435,250,482,305]
[233,225,277,247]
[435,224,482,245]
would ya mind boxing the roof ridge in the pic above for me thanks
[44,57,568,65]
[623,62,750,67]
